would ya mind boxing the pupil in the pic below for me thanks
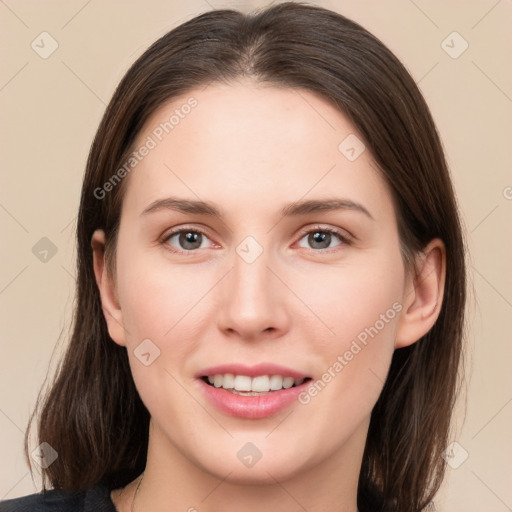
[180,231,202,250]
[309,231,330,249]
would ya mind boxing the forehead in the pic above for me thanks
[121,81,392,222]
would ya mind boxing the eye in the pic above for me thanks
[297,226,349,251]
[163,228,213,252]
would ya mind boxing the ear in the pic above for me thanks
[91,229,127,347]
[395,238,446,348]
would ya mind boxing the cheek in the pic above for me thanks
[298,253,403,349]
[295,254,403,420]
[116,246,214,344]
[115,256,207,425]
[114,247,225,411]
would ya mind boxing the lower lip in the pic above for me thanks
[198,379,310,419]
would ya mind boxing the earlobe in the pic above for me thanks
[395,239,446,348]
[91,229,126,347]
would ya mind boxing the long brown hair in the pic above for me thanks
[26,3,466,511]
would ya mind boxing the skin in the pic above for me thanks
[92,81,445,512]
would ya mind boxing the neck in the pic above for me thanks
[116,418,366,512]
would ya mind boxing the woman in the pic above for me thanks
[1,2,466,511]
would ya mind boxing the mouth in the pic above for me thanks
[196,364,313,419]
[200,374,313,396]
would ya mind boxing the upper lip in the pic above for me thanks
[196,363,309,380]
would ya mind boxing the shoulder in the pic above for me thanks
[0,484,117,512]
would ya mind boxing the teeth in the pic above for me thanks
[222,373,235,389]
[234,375,252,391]
[283,377,294,389]
[252,375,270,392]
[205,374,306,392]
[269,375,283,390]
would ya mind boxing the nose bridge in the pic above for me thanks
[233,246,271,301]
[232,240,276,313]
[216,236,289,337]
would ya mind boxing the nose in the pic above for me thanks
[215,245,291,341]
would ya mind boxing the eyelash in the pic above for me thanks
[161,224,352,255]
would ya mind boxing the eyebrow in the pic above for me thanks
[141,197,374,220]
[281,198,373,220]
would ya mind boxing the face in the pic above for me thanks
[100,81,412,484]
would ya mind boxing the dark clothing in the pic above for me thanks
[0,484,117,512]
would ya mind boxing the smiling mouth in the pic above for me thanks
[201,374,313,395]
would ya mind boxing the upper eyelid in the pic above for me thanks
[297,225,351,239]
[162,224,216,243]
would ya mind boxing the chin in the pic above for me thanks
[189,436,318,485]
[203,457,307,486]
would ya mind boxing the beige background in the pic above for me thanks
[1,0,511,510]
